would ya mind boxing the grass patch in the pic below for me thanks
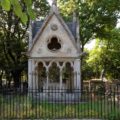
[0,95,120,119]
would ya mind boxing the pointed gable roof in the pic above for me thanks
[29,1,78,53]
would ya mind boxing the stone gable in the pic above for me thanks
[29,14,79,58]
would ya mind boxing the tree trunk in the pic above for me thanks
[12,70,21,88]
[5,72,12,88]
[0,71,3,88]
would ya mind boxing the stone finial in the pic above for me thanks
[52,0,57,6]
[76,17,81,52]
[73,12,77,23]
[51,0,59,14]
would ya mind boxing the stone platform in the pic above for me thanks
[31,92,82,103]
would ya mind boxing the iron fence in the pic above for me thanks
[0,87,120,119]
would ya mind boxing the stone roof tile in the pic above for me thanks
[32,21,77,40]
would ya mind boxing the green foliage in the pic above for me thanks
[87,40,103,76]
[0,0,49,87]
[33,0,50,18]
[58,0,120,50]
[107,111,120,120]
[82,50,96,80]
[58,0,76,16]
[11,0,23,17]
[0,0,36,24]
[1,0,11,11]
[21,13,28,24]
[87,28,120,79]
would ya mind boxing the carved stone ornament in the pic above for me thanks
[51,24,58,31]
[37,48,42,54]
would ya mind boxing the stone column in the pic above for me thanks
[59,68,63,92]
[32,71,36,90]
[74,59,81,90]
[74,71,77,89]
[31,60,36,91]
[46,68,49,92]
[44,62,51,93]
[35,70,38,90]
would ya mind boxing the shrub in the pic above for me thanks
[107,112,120,120]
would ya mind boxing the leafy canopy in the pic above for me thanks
[58,0,120,51]
[0,0,49,87]
[87,28,120,79]
[0,0,36,24]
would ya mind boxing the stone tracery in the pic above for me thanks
[31,60,79,93]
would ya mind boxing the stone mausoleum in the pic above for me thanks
[27,0,81,98]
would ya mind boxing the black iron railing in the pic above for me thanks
[0,87,120,119]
